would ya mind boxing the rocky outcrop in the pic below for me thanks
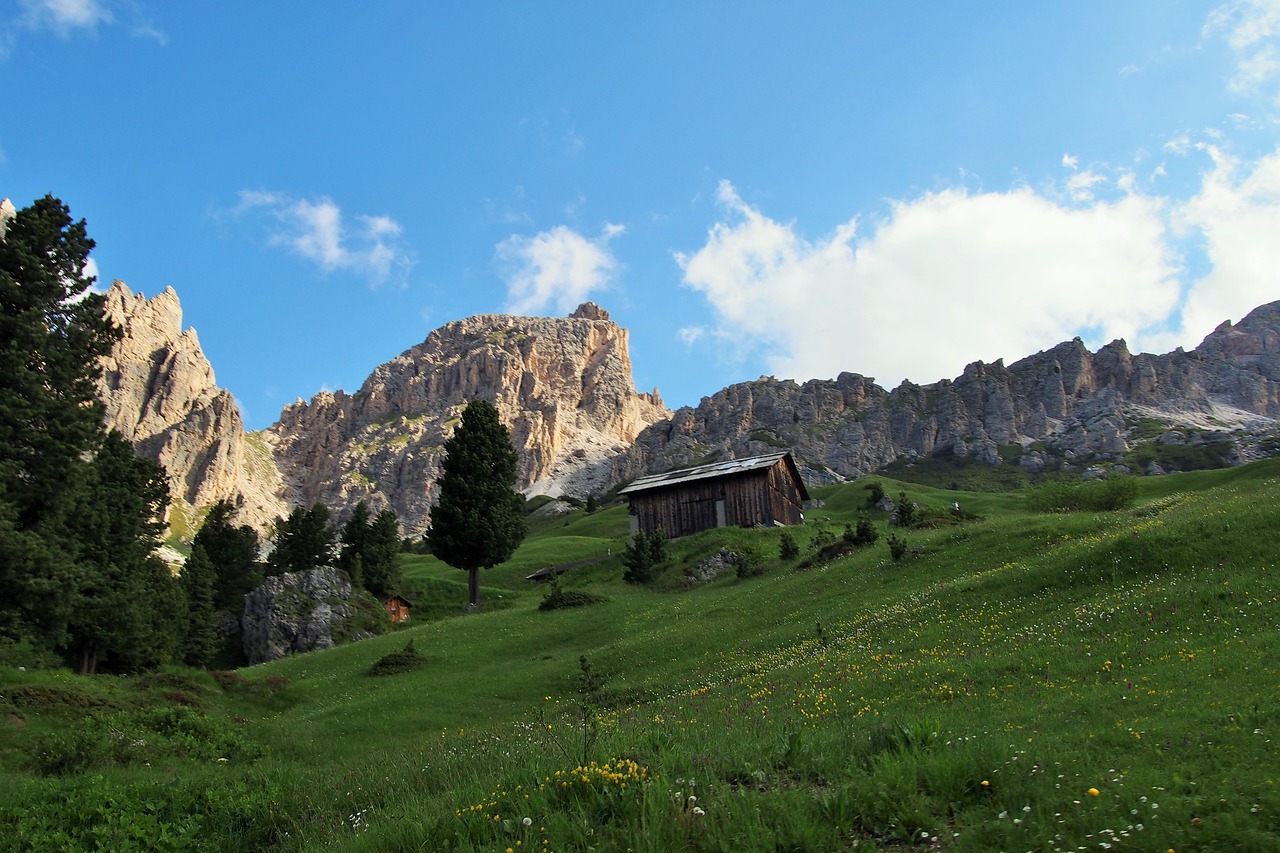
[263,303,669,533]
[97,281,287,534]
[615,301,1280,485]
[240,567,379,665]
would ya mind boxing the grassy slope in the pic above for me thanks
[2,463,1279,851]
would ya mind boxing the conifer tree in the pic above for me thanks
[267,503,337,576]
[193,499,262,611]
[0,196,120,650]
[180,544,220,668]
[426,400,526,608]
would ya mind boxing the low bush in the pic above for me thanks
[369,639,429,676]
[539,575,609,611]
[1026,475,1139,512]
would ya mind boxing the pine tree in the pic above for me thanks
[362,508,403,598]
[426,400,526,608]
[193,499,262,612]
[66,431,179,674]
[267,503,336,576]
[338,500,371,575]
[180,544,220,668]
[0,196,120,651]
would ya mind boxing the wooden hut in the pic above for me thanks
[619,451,809,538]
[383,595,413,623]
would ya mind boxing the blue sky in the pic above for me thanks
[3,2,1279,430]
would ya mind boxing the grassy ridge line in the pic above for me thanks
[2,462,1278,850]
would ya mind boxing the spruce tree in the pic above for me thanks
[180,544,220,668]
[194,499,262,611]
[426,400,526,608]
[0,196,120,651]
[362,508,403,598]
[267,503,337,576]
[66,431,178,674]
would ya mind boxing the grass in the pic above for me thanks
[2,461,1279,850]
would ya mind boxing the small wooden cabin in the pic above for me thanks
[619,451,809,538]
[383,595,413,623]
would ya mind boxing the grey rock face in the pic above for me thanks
[264,302,669,533]
[241,568,371,665]
[613,302,1280,485]
[97,281,287,533]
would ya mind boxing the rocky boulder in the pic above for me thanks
[240,567,382,665]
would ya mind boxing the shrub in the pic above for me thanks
[863,480,885,507]
[893,492,919,527]
[369,638,428,676]
[734,543,761,579]
[779,530,801,560]
[623,528,669,584]
[852,515,878,546]
[1026,476,1140,512]
[540,575,609,610]
[887,535,908,562]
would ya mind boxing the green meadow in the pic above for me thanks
[2,461,1279,851]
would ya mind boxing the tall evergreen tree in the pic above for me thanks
[362,508,403,598]
[0,196,120,652]
[180,544,220,668]
[337,500,371,575]
[194,499,262,611]
[267,503,336,576]
[66,431,179,674]
[426,400,526,608]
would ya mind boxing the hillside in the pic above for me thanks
[2,461,1278,850]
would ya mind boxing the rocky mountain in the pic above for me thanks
[261,302,669,533]
[97,281,287,534]
[613,301,1280,486]
[95,275,1279,540]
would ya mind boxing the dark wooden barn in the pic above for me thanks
[619,451,809,538]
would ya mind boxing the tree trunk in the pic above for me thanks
[468,567,480,610]
[79,643,98,676]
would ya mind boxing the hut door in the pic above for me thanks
[715,499,726,528]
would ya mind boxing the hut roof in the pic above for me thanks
[619,451,809,500]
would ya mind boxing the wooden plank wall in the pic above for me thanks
[629,460,805,537]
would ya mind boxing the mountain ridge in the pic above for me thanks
[97,283,1280,536]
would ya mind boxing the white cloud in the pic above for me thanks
[1206,0,1280,99]
[235,190,414,286]
[677,327,705,346]
[677,178,1190,389]
[1162,144,1280,348]
[496,223,624,315]
[18,0,112,35]
[1062,153,1079,169]
[1066,170,1107,201]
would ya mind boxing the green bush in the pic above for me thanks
[779,530,800,560]
[539,575,609,610]
[886,534,908,562]
[623,528,669,584]
[1026,476,1140,512]
[27,705,261,775]
[369,638,429,675]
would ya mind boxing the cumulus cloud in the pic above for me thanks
[1162,144,1280,347]
[235,190,413,286]
[496,223,624,315]
[677,177,1198,389]
[1206,0,1280,99]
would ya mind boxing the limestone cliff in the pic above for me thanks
[97,281,287,534]
[263,303,669,534]
[616,301,1280,485]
